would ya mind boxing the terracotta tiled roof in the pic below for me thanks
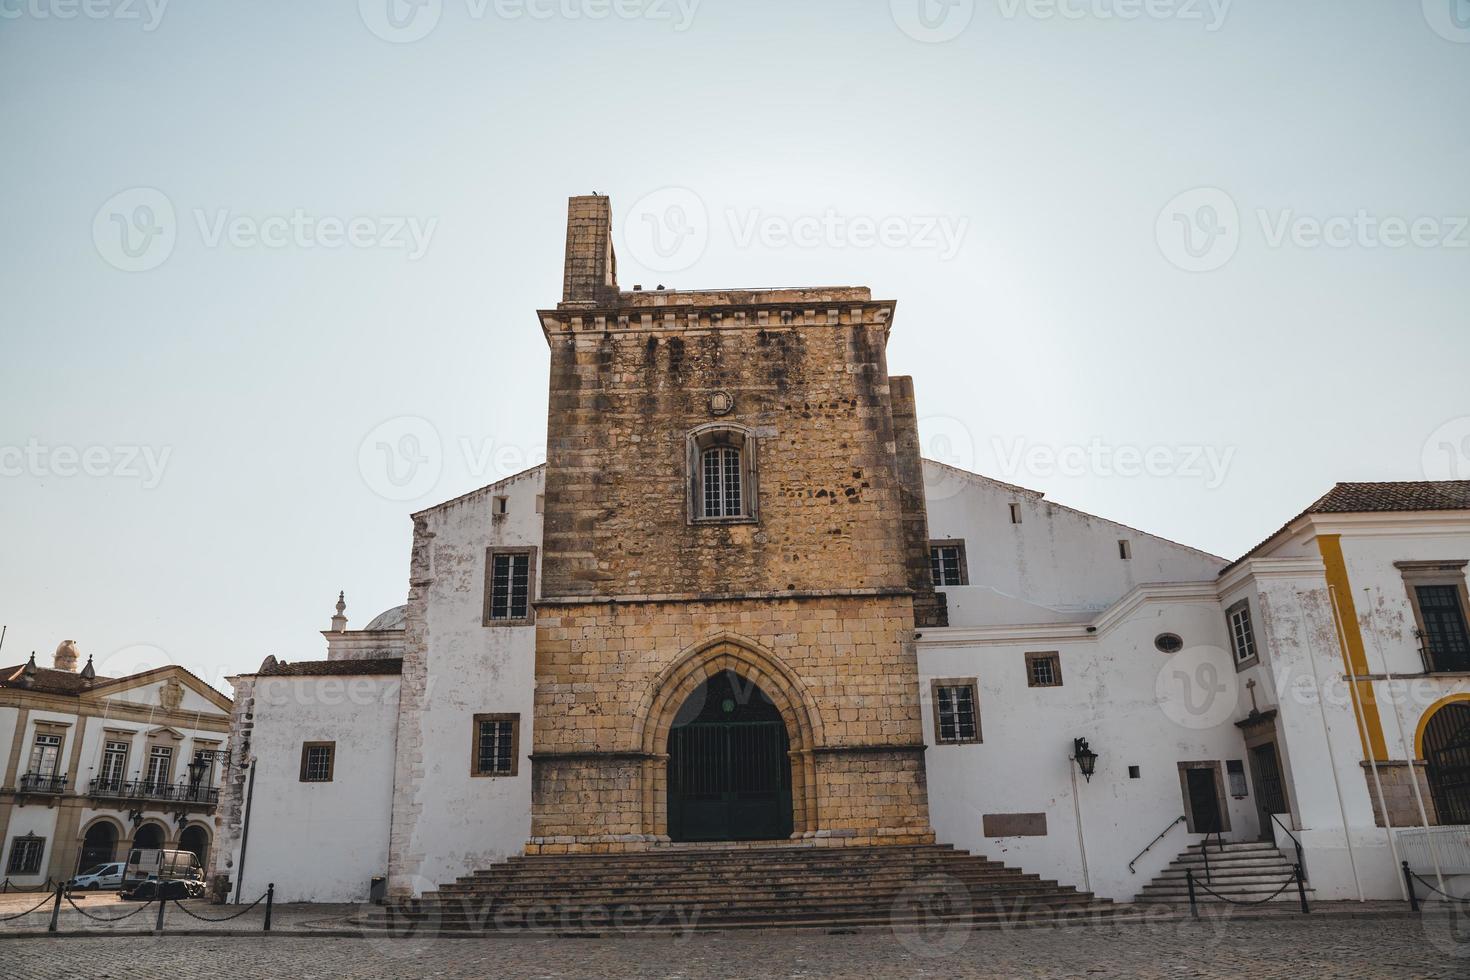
[257,658,403,677]
[1303,481,1470,514]
[0,664,112,695]
[1222,480,1470,575]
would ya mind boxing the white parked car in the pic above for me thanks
[69,862,126,890]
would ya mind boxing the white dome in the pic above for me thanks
[364,605,407,631]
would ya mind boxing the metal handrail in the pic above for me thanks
[1270,812,1306,882]
[1201,829,1225,883]
[87,777,219,805]
[1129,815,1186,874]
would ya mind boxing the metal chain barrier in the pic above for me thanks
[1191,875,1299,906]
[1408,870,1470,906]
[1,878,55,893]
[169,891,267,922]
[63,893,157,922]
[0,892,57,921]
[1185,865,1309,918]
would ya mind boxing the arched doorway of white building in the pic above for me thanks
[666,670,794,842]
[1422,701,1470,824]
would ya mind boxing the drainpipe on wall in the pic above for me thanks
[1328,584,1405,900]
[1296,590,1364,902]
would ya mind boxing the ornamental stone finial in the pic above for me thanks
[331,592,348,633]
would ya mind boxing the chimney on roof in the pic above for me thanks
[560,195,619,308]
[80,655,96,688]
[54,639,79,672]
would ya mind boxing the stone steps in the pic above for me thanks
[1135,840,1310,905]
[364,842,1123,933]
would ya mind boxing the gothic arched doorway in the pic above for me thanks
[179,824,210,869]
[1424,702,1470,824]
[667,670,793,842]
[78,821,118,873]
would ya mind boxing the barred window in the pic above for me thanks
[6,835,44,875]
[1026,651,1062,688]
[299,742,335,782]
[702,446,743,518]
[472,714,519,777]
[1416,584,1470,672]
[484,548,536,625]
[689,426,755,522]
[929,541,968,587]
[1227,600,1258,666]
[932,681,981,744]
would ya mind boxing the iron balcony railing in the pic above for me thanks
[17,772,68,794]
[87,778,219,806]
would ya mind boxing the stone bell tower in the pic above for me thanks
[528,195,942,853]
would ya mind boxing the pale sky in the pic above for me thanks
[2,1,1467,689]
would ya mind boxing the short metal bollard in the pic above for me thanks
[1185,869,1198,920]
[1295,864,1309,914]
[48,883,63,933]
[264,883,274,932]
[1402,861,1419,912]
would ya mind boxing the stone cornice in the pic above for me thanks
[538,587,914,608]
[1215,556,1327,595]
[538,300,896,344]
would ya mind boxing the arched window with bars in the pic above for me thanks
[688,425,757,523]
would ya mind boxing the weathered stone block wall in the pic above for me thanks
[1365,762,1440,827]
[538,299,912,601]
[529,593,932,849]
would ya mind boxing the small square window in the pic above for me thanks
[472,714,520,777]
[1128,765,1141,779]
[299,742,335,782]
[1118,540,1132,560]
[929,540,969,587]
[493,495,509,516]
[931,680,981,744]
[1025,651,1062,688]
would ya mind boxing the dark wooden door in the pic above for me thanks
[1187,768,1223,833]
[1250,742,1287,841]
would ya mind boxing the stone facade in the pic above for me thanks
[528,195,938,852]
[1364,761,1440,828]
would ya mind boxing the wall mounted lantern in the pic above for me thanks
[1072,737,1098,783]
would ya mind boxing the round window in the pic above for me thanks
[1154,633,1184,654]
